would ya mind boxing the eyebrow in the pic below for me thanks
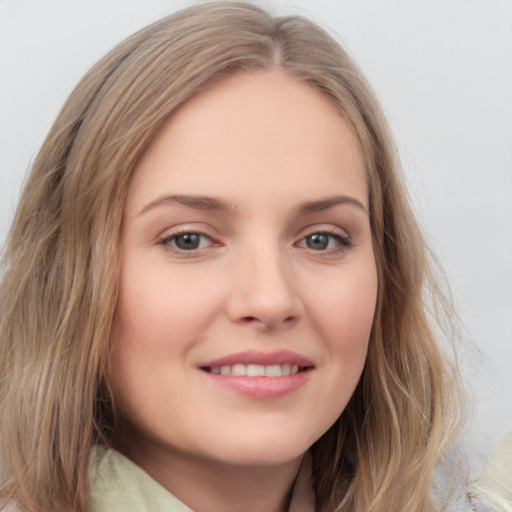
[297,195,368,215]
[139,194,236,216]
[138,193,367,216]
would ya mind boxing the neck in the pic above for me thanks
[120,439,304,512]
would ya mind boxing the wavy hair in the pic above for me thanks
[0,2,463,511]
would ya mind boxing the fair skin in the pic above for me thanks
[110,71,378,512]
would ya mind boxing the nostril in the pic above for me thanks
[238,314,297,330]
[241,316,258,323]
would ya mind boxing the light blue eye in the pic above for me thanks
[174,233,202,250]
[159,231,216,255]
[166,233,212,251]
[299,232,350,252]
[305,233,330,250]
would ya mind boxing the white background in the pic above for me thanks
[1,0,511,461]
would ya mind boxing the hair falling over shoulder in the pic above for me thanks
[0,2,464,511]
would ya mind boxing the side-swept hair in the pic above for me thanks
[0,2,462,511]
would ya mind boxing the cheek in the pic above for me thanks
[113,258,225,354]
[290,269,376,443]
[308,267,377,420]
[309,266,378,352]
[108,261,224,413]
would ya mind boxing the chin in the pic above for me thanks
[198,429,316,467]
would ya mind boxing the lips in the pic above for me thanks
[199,350,314,398]
[200,349,314,369]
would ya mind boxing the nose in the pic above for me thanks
[226,245,304,331]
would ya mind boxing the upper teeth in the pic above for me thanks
[208,364,300,377]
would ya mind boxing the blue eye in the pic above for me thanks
[305,233,330,250]
[174,233,201,250]
[299,232,350,252]
[162,232,212,251]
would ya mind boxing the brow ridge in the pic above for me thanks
[139,194,235,215]
[139,193,367,216]
[297,195,368,215]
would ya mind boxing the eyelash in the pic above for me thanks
[158,228,352,257]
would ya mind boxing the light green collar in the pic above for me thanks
[88,445,315,512]
[88,445,194,512]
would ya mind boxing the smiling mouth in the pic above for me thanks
[201,364,311,377]
[199,352,314,397]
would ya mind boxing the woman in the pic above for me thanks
[0,2,467,511]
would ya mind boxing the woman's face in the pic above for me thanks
[110,71,377,470]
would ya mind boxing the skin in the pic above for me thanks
[110,70,378,512]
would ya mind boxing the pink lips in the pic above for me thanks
[200,349,314,368]
[199,350,314,399]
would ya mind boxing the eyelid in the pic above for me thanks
[157,222,218,242]
[296,224,350,241]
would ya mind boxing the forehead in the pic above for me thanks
[126,70,367,214]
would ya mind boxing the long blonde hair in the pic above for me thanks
[0,2,463,511]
